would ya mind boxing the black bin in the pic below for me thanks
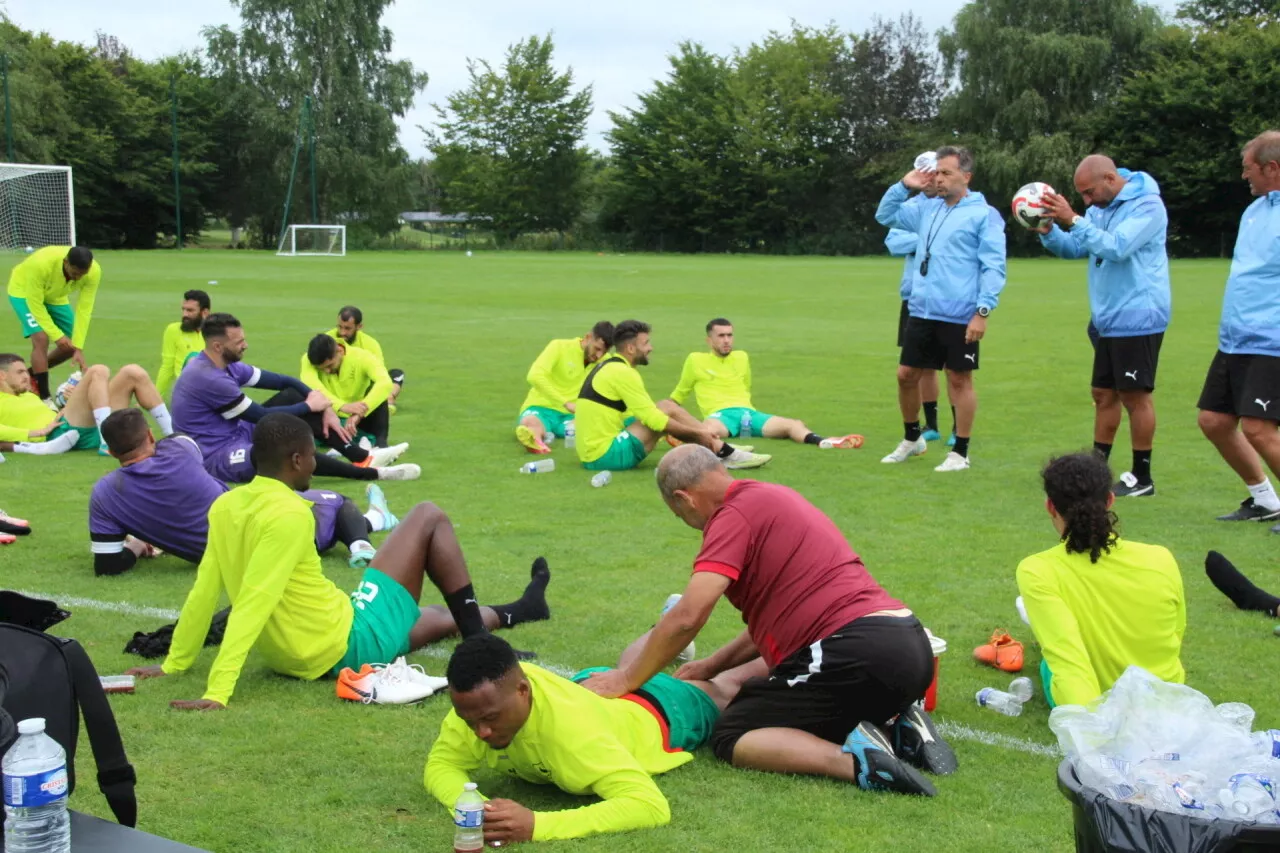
[1057,758,1280,853]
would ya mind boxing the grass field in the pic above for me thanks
[3,249,1278,853]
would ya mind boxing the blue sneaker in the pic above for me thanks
[842,722,936,796]
[921,428,942,442]
[364,483,400,532]
[348,543,376,570]
[946,432,957,448]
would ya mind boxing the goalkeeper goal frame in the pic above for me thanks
[0,163,75,249]
[276,224,346,257]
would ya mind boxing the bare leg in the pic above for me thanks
[616,628,767,711]
[947,369,976,437]
[897,365,923,422]
[1199,411,1265,485]
[1241,417,1280,479]
[732,728,855,780]
[761,416,813,444]
[107,364,163,411]
[60,364,109,428]
[1093,388,1122,445]
[29,331,50,378]
[918,369,939,407]
[405,604,501,649]
[702,417,730,439]
[1120,389,1155,451]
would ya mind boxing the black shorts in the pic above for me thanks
[896,300,910,348]
[1197,350,1280,422]
[900,317,978,372]
[1092,333,1163,392]
[709,615,933,763]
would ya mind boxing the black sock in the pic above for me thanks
[904,421,922,442]
[490,558,552,628]
[1132,449,1152,483]
[803,433,822,445]
[1205,551,1280,615]
[715,443,735,459]
[443,584,488,638]
[33,371,49,400]
[953,436,970,458]
[1093,441,1113,460]
[923,401,939,432]
[950,405,957,435]
[313,454,378,481]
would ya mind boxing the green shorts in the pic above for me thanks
[573,667,719,752]
[331,568,421,674]
[582,423,648,471]
[9,296,74,340]
[709,407,775,439]
[518,406,572,438]
[49,421,100,451]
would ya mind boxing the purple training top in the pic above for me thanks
[171,352,259,481]
[303,489,347,553]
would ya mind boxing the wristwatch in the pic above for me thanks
[1069,215,1084,230]
[977,306,991,318]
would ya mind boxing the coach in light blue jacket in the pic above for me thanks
[875,145,1007,474]
[1036,155,1170,498]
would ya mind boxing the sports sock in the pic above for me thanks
[715,443,736,459]
[444,584,488,638]
[349,538,373,555]
[1248,478,1280,512]
[923,401,939,432]
[92,407,111,431]
[149,403,174,436]
[1132,449,1152,483]
[904,421,922,442]
[33,371,49,400]
[14,432,78,455]
[313,453,378,480]
[364,508,387,532]
[491,558,552,628]
[803,433,822,445]
[1093,441,1113,460]
[1205,551,1280,615]
[952,436,970,458]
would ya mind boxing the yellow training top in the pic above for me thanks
[156,322,204,397]
[299,345,394,411]
[326,327,385,369]
[0,391,57,442]
[575,357,669,463]
[669,350,753,414]
[6,245,102,347]
[520,337,590,414]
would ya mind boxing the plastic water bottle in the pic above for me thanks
[3,718,71,853]
[53,371,80,409]
[738,411,752,440]
[519,459,555,474]
[1253,729,1280,759]
[975,687,1022,717]
[662,593,682,615]
[453,782,483,853]
[1220,773,1277,819]
[564,419,576,450]
[1009,677,1034,704]
[542,432,555,446]
[591,470,611,488]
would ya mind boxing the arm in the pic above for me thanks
[616,370,669,433]
[526,341,568,409]
[241,399,311,423]
[161,546,226,675]
[532,749,671,841]
[617,572,729,691]
[1039,223,1088,260]
[359,358,394,411]
[252,368,312,397]
[363,334,386,368]
[977,208,1008,314]
[156,326,180,397]
[1016,556,1101,706]
[668,355,697,406]
[297,357,336,408]
[424,712,487,809]
[875,182,921,230]
[71,267,101,348]
[1073,198,1168,262]
[696,629,759,676]
[885,229,919,257]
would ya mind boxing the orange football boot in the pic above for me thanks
[973,630,1024,673]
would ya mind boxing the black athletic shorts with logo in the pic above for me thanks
[1092,332,1163,392]
[896,300,910,348]
[709,615,933,763]
[1197,350,1280,422]
[900,316,978,372]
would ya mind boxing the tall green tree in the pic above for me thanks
[427,34,592,243]
[1176,0,1280,26]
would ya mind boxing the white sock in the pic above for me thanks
[149,404,174,436]
[350,539,373,555]
[364,508,386,532]
[92,407,112,431]
[15,432,78,455]
[1248,479,1280,511]
[1015,596,1031,627]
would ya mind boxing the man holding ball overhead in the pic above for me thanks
[1035,155,1170,497]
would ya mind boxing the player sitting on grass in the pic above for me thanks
[516,321,615,454]
[426,631,759,844]
[329,306,404,411]
[668,318,863,450]
[301,333,395,448]
[126,413,552,709]
[6,245,100,401]
[582,444,952,796]
[1015,452,1185,708]
[172,313,416,484]
[156,289,210,397]
[0,354,173,456]
[575,320,771,472]
[89,408,399,575]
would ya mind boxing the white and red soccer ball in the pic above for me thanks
[1012,182,1056,230]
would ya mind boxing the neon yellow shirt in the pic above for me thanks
[669,350,752,415]
[162,477,353,705]
[425,664,690,841]
[298,345,393,411]
[520,337,590,414]
[156,322,204,397]
[0,390,57,442]
[5,245,102,347]
[1017,538,1186,707]
[326,327,385,369]
[575,358,669,463]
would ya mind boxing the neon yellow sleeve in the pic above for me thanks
[614,368,668,433]
[298,355,337,408]
[532,738,671,841]
[0,420,31,442]
[9,255,62,341]
[669,354,697,405]
[1016,554,1102,706]
[424,712,488,810]
[526,340,569,409]
[162,541,226,676]
[743,353,752,394]
[362,333,385,368]
[358,352,394,411]
[70,265,100,348]
[156,325,180,397]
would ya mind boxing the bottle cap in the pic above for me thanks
[16,718,46,734]
[463,782,477,791]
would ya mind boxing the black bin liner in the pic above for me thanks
[1057,758,1280,853]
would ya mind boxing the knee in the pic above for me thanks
[1091,388,1116,407]
[896,366,920,386]
[946,371,972,393]
[83,364,109,382]
[1118,390,1150,412]
[404,501,450,529]
[1198,410,1233,439]
[119,363,147,381]
[1241,418,1275,445]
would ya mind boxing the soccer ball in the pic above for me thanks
[23,246,33,254]
[1011,182,1055,230]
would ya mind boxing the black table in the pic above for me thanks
[70,810,210,852]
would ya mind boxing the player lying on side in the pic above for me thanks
[516,322,615,454]
[425,630,759,844]
[301,333,395,448]
[126,413,551,709]
[329,306,404,411]
[0,354,173,456]
[89,409,400,576]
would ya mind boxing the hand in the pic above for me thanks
[71,349,86,372]
[340,401,369,417]
[1042,191,1077,228]
[483,799,535,845]
[305,390,332,413]
[124,535,158,558]
[579,668,632,699]
[345,413,362,430]
[320,408,354,444]
[674,658,720,682]
[29,416,63,438]
[966,314,987,344]
[170,699,225,711]
[564,401,576,413]
[901,169,933,191]
[125,665,166,679]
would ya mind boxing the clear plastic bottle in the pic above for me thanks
[975,687,1022,717]
[1008,677,1034,704]
[739,411,752,440]
[3,718,71,853]
[591,470,611,488]
[564,419,576,450]
[1254,729,1280,760]
[453,782,484,853]
[519,459,555,474]
[1220,773,1276,819]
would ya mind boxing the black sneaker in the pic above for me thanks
[891,706,958,775]
[1112,472,1155,497]
[1217,498,1280,522]
[841,721,937,796]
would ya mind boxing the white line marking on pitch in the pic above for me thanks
[17,590,180,621]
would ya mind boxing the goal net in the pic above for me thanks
[0,164,75,250]
[277,224,346,257]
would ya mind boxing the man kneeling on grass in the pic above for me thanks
[425,632,759,844]
[126,413,551,709]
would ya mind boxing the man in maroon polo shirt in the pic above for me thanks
[582,444,956,795]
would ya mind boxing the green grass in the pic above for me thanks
[3,250,1277,852]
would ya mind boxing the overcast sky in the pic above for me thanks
[7,0,1177,159]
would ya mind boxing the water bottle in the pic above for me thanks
[3,718,71,853]
[564,419,576,449]
[662,593,681,615]
[1220,773,1276,819]
[542,432,555,446]
[519,459,555,474]
[591,470,611,488]
[1009,677,1034,704]
[53,371,80,409]
[738,411,752,440]
[975,687,1022,717]
[453,782,484,853]
[1253,729,1280,759]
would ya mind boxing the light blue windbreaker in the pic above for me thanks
[1219,191,1280,356]
[1040,169,1170,338]
[876,182,1007,324]
[886,228,919,300]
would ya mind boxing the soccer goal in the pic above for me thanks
[0,163,75,250]
[277,224,346,257]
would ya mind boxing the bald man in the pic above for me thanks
[580,444,955,796]
[1038,155,1170,497]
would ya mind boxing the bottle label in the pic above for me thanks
[454,805,483,829]
[3,766,69,807]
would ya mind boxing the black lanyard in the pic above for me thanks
[1094,201,1127,268]
[920,202,958,277]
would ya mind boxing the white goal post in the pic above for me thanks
[0,163,75,250]
[277,224,346,257]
